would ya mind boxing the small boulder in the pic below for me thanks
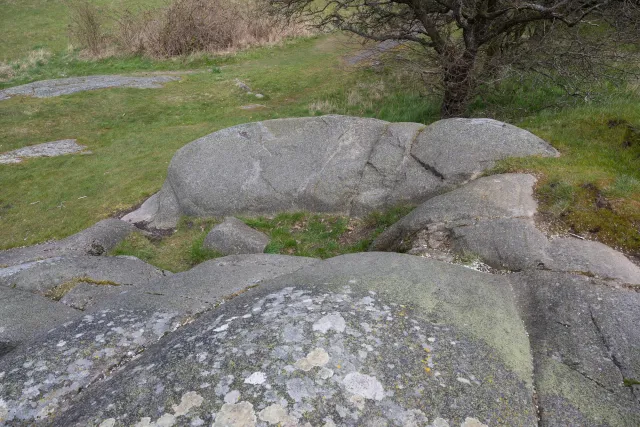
[203,217,270,255]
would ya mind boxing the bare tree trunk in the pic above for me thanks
[440,49,476,118]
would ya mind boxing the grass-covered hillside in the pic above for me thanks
[1,0,638,271]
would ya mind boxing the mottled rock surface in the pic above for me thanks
[512,271,640,426]
[0,75,179,101]
[0,219,136,267]
[35,253,535,427]
[203,217,270,255]
[0,286,80,350]
[0,140,88,164]
[123,116,556,229]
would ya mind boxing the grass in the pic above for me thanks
[110,217,221,272]
[110,207,414,272]
[0,0,170,61]
[1,1,639,266]
[489,100,640,255]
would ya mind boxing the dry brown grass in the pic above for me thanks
[69,0,310,59]
[0,49,52,82]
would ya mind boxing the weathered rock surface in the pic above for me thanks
[11,253,536,427]
[0,140,88,164]
[371,173,539,252]
[98,254,320,314]
[123,116,556,229]
[512,271,640,426]
[0,286,79,352]
[0,255,166,294]
[411,118,558,183]
[451,218,552,271]
[0,219,136,267]
[0,254,319,425]
[547,238,640,284]
[58,282,123,311]
[372,173,640,285]
[203,217,270,255]
[0,75,179,101]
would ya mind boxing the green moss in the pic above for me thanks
[45,276,120,301]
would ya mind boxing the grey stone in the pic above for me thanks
[411,118,559,184]
[124,116,555,229]
[0,75,179,101]
[0,140,88,164]
[0,255,166,294]
[203,217,270,255]
[18,253,535,426]
[451,218,552,271]
[98,254,320,314]
[371,173,538,251]
[0,286,80,354]
[0,219,136,267]
[547,237,640,285]
[511,270,640,426]
[59,282,124,311]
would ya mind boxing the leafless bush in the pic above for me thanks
[68,1,106,56]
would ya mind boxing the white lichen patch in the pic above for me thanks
[461,417,488,427]
[0,399,8,422]
[431,417,450,427]
[172,391,204,416]
[343,372,385,400]
[312,313,346,334]
[244,371,266,385]
[294,348,330,371]
[214,401,257,427]
[258,403,297,426]
[99,418,116,427]
[224,390,241,404]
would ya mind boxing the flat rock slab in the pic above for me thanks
[0,140,88,164]
[58,282,123,311]
[0,219,136,267]
[123,116,556,229]
[547,238,640,285]
[99,254,320,314]
[0,286,80,353]
[203,217,270,255]
[24,253,535,426]
[0,75,179,101]
[512,271,640,426]
[0,255,167,294]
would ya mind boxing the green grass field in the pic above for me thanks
[1,0,638,270]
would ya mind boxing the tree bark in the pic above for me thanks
[440,49,477,118]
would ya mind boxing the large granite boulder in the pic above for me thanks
[122,116,557,229]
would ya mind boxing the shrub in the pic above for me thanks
[68,1,106,56]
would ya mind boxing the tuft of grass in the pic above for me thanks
[624,378,640,387]
[110,217,221,272]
